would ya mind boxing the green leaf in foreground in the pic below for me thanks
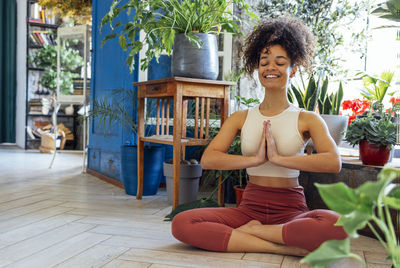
[336,210,372,237]
[315,182,358,214]
[301,238,363,268]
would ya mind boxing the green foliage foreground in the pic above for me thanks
[301,167,400,268]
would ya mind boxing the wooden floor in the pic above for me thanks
[0,147,392,268]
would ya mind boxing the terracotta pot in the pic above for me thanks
[359,140,391,166]
[234,185,245,207]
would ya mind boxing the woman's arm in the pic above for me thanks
[201,110,267,170]
[265,112,341,173]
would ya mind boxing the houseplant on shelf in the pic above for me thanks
[317,77,348,146]
[30,44,83,95]
[89,88,164,196]
[301,167,400,268]
[99,0,257,78]
[344,102,396,166]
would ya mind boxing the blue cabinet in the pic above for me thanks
[89,0,171,181]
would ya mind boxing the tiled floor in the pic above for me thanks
[0,147,392,267]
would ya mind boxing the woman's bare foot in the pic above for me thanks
[278,245,310,257]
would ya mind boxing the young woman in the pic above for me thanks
[171,17,347,256]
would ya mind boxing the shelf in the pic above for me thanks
[140,135,210,146]
[27,138,40,142]
[28,20,59,29]
[28,66,45,71]
[27,113,76,117]
[29,44,43,49]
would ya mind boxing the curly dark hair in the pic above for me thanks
[243,17,316,75]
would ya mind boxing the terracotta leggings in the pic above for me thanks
[171,182,347,252]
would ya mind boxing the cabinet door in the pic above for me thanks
[89,0,138,181]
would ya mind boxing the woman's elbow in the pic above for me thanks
[200,154,211,169]
[331,158,342,173]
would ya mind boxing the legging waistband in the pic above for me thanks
[241,182,307,206]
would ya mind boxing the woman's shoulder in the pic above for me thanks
[226,109,249,129]
[298,110,325,128]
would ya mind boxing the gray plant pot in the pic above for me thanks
[320,114,349,146]
[171,33,218,80]
[305,115,348,154]
[163,162,202,205]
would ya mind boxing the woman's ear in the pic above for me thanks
[289,65,298,78]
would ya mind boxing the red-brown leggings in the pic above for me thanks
[171,182,347,252]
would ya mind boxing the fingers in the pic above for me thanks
[263,120,271,140]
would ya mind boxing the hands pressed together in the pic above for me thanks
[255,120,280,165]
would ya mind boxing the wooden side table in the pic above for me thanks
[133,77,235,208]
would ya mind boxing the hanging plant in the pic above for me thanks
[38,0,92,25]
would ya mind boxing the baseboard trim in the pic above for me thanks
[86,168,124,189]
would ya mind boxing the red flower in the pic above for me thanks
[389,97,400,105]
[341,99,372,125]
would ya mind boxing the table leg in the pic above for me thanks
[172,85,183,209]
[136,95,145,200]
[136,139,144,199]
[172,142,181,209]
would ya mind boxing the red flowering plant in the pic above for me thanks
[341,99,372,124]
[387,97,400,116]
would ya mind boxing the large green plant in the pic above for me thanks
[100,0,257,72]
[289,74,320,111]
[372,0,400,22]
[301,167,400,268]
[344,103,396,148]
[359,70,395,103]
[30,44,83,94]
[317,78,344,115]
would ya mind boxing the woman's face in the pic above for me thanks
[258,44,297,90]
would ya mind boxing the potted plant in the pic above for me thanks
[344,102,396,166]
[30,44,83,95]
[301,167,400,268]
[317,77,348,146]
[163,158,203,205]
[88,88,165,196]
[99,0,257,78]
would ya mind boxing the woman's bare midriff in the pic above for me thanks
[249,175,299,188]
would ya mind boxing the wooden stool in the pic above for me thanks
[133,77,235,208]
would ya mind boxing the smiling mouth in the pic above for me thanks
[264,75,280,79]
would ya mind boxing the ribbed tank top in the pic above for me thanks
[241,104,307,178]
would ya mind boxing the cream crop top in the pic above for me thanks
[241,104,308,178]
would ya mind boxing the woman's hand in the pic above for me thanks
[264,120,280,164]
[254,123,269,165]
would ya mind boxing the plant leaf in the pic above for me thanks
[383,185,400,209]
[336,210,372,237]
[315,182,358,214]
[101,34,117,47]
[301,239,363,268]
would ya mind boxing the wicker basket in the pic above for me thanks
[39,132,66,153]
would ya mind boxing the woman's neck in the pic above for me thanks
[260,89,290,115]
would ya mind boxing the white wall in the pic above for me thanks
[15,0,27,148]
